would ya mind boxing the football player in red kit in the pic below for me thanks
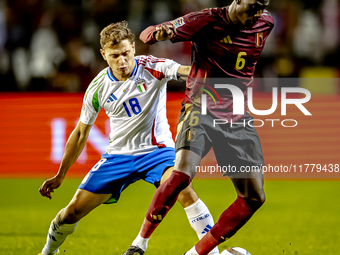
[124,1,274,255]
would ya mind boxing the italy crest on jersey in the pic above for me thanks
[136,79,147,93]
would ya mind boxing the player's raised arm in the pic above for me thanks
[139,25,158,44]
[155,24,175,41]
[39,121,92,199]
[140,8,219,45]
[140,24,175,44]
[177,65,191,82]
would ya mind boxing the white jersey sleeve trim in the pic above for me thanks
[80,70,107,125]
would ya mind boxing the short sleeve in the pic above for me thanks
[163,59,181,81]
[79,87,101,125]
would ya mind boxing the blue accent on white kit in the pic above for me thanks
[107,59,139,82]
[107,67,117,81]
[131,59,139,76]
[107,93,118,103]
[201,224,212,234]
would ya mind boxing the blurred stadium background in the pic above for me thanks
[0,0,340,92]
[0,0,339,178]
[0,0,339,254]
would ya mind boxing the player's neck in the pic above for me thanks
[116,74,130,82]
[110,67,134,82]
[227,2,238,25]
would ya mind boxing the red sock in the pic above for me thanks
[194,232,219,255]
[195,196,264,255]
[139,218,160,238]
[139,170,191,238]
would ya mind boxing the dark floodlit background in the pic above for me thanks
[0,1,340,254]
[1,0,339,178]
[0,0,339,92]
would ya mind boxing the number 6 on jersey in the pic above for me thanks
[236,52,247,70]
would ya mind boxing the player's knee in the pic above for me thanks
[237,196,264,212]
[259,192,266,204]
[62,205,83,224]
[164,170,191,193]
[244,187,266,204]
[255,190,266,204]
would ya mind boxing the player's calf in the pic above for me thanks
[146,170,191,224]
[177,183,199,208]
[193,196,264,255]
[60,204,85,224]
[126,171,191,253]
[210,196,264,242]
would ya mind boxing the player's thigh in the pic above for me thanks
[213,113,264,176]
[229,171,265,201]
[80,154,142,204]
[174,149,202,179]
[61,189,111,223]
[160,166,174,184]
[175,104,212,172]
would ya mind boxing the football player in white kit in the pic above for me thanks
[37,21,218,255]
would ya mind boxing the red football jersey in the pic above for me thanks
[140,6,274,121]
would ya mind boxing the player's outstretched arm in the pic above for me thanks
[140,24,175,44]
[177,65,191,82]
[154,24,174,41]
[39,121,92,199]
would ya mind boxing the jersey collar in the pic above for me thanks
[107,58,139,82]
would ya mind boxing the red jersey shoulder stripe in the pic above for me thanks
[151,119,166,148]
[145,67,166,80]
[147,55,166,63]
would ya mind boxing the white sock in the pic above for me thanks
[132,233,149,251]
[41,217,78,255]
[184,199,219,255]
[186,245,199,255]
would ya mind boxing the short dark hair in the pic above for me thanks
[100,21,135,49]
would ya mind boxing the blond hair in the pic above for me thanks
[100,21,135,49]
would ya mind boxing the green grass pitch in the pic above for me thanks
[0,178,339,255]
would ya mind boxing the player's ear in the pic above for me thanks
[132,42,136,54]
[236,0,241,4]
[100,49,107,61]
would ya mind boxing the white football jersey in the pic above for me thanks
[80,55,181,155]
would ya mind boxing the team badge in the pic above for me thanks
[256,32,263,47]
[136,79,147,93]
[170,17,185,30]
[187,129,196,141]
